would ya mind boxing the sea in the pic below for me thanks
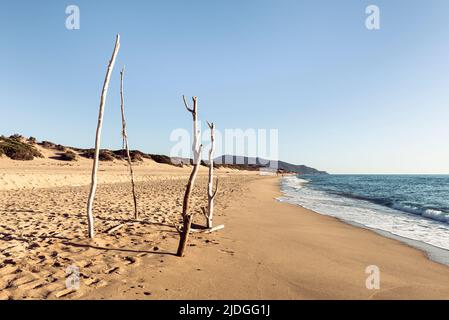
[278,174,449,265]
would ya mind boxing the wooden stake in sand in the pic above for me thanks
[176,95,202,257]
[86,34,121,239]
[203,121,219,229]
[120,66,138,220]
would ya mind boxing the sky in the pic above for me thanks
[1,0,449,174]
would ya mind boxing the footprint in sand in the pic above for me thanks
[124,256,138,265]
[104,266,120,274]
[85,277,101,286]
[219,249,235,255]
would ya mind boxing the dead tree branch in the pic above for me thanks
[204,121,218,229]
[120,66,138,219]
[176,95,202,257]
[86,34,120,239]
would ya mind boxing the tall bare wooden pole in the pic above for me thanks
[205,121,218,229]
[120,66,138,219]
[177,96,202,257]
[86,34,121,238]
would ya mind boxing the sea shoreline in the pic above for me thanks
[278,175,449,267]
[279,194,449,267]
[86,175,449,299]
[3,160,449,299]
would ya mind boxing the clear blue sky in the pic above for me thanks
[2,0,449,174]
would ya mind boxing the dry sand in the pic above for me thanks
[2,150,449,300]
[0,148,256,300]
[86,176,449,300]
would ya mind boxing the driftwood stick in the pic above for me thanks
[182,95,200,161]
[212,178,219,198]
[182,95,194,113]
[206,121,217,229]
[177,95,202,257]
[172,221,182,235]
[86,34,120,239]
[190,224,225,234]
[176,144,202,257]
[106,223,126,235]
[120,66,138,219]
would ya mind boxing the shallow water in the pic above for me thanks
[278,174,449,265]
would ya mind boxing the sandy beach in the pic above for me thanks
[86,176,449,300]
[4,0,449,306]
[2,149,449,300]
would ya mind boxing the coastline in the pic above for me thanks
[86,176,449,299]
[278,175,449,267]
[3,161,449,299]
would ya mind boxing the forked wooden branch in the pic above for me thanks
[172,221,182,235]
[201,207,208,218]
[182,95,194,113]
[202,178,219,220]
[205,120,217,229]
[176,94,202,257]
[212,178,219,199]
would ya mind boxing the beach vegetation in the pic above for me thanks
[59,150,77,161]
[81,149,115,161]
[27,136,37,144]
[148,154,174,165]
[55,144,66,151]
[0,136,44,160]
[9,133,24,141]
[40,140,56,149]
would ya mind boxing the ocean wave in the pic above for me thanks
[279,175,449,252]
[422,209,449,223]
[282,176,309,190]
[303,182,449,225]
[342,197,449,225]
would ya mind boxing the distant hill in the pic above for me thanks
[1,134,327,174]
[214,155,328,175]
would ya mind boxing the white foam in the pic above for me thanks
[279,176,449,252]
[282,176,309,189]
[422,209,449,223]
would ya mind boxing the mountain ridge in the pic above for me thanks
[214,155,328,175]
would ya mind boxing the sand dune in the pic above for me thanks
[0,144,247,191]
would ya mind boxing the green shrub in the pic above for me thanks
[148,154,183,167]
[40,141,56,149]
[148,154,173,165]
[0,136,44,160]
[59,150,77,161]
[130,151,143,162]
[80,149,115,161]
[99,150,115,161]
[55,144,66,151]
[27,136,37,144]
[111,149,126,160]
[9,134,24,141]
